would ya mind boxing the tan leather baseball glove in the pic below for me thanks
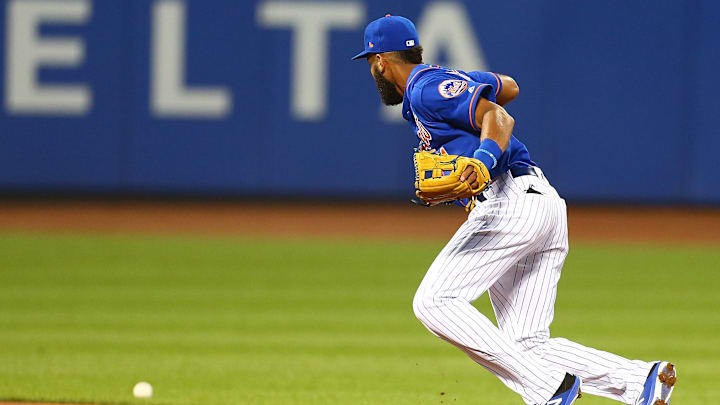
[413,150,491,210]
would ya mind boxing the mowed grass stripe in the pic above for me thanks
[0,233,718,405]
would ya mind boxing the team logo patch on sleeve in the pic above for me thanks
[438,79,468,98]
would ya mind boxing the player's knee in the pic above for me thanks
[412,288,426,321]
[412,286,453,327]
[412,287,435,326]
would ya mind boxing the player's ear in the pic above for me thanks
[376,54,386,73]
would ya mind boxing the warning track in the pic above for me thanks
[0,201,718,245]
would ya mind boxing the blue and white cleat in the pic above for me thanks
[541,373,582,405]
[636,362,677,405]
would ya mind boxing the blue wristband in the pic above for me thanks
[473,139,502,170]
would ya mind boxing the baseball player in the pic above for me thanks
[352,15,677,405]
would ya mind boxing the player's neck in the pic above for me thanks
[393,63,420,96]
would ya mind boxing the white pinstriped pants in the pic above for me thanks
[413,170,652,405]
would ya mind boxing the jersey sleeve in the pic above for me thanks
[414,77,495,132]
[468,71,503,101]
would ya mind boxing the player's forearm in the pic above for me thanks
[479,107,514,151]
[470,105,514,174]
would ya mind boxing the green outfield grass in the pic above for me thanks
[0,232,718,405]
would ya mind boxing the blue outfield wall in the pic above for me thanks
[0,0,718,203]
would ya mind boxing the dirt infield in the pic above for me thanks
[0,200,718,244]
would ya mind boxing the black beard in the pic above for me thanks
[373,66,404,106]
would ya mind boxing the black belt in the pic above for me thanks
[510,166,540,178]
[477,166,540,203]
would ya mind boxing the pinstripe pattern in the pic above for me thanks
[413,170,652,405]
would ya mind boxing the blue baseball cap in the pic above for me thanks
[351,14,420,60]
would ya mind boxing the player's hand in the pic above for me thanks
[460,166,480,190]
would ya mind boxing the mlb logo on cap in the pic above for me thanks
[351,14,420,60]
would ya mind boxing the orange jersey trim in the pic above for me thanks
[491,72,501,97]
[468,84,488,131]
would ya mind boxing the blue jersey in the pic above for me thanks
[402,64,534,178]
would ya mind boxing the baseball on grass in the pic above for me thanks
[132,381,153,398]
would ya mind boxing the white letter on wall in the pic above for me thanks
[416,1,488,72]
[258,1,364,120]
[151,0,232,118]
[5,0,91,115]
[382,1,488,122]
